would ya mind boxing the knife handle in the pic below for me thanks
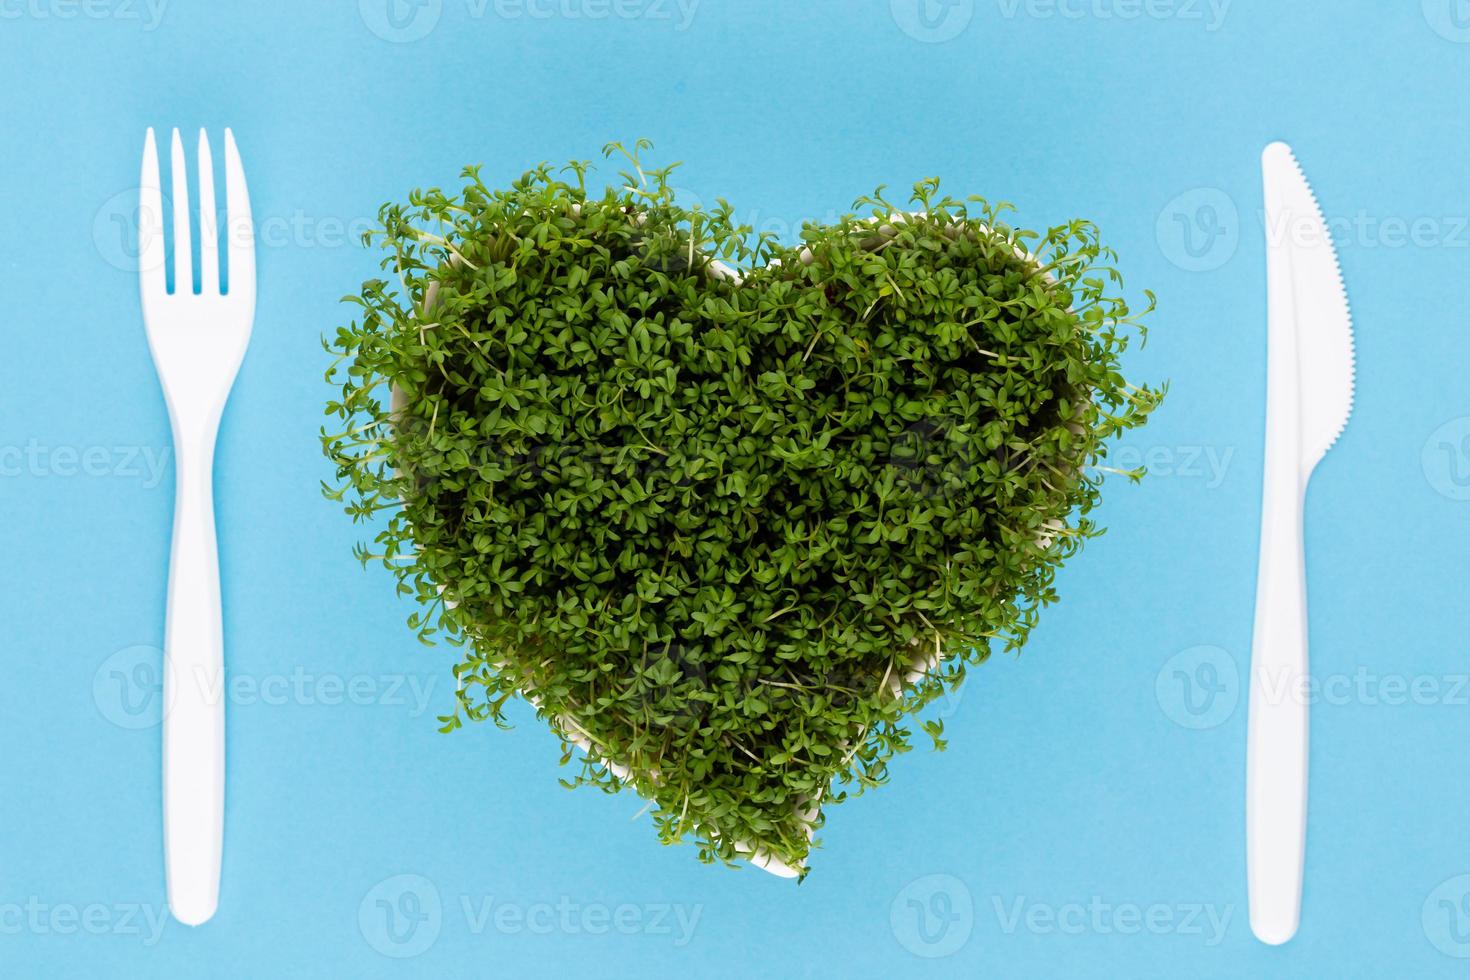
[1246,452,1309,946]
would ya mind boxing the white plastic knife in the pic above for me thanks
[1247,142,1355,945]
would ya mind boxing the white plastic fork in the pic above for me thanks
[138,127,255,927]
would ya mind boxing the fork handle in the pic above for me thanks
[163,431,225,926]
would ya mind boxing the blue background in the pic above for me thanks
[3,0,1469,976]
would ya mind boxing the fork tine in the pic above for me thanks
[170,129,193,295]
[223,129,254,298]
[197,131,220,296]
[139,129,167,305]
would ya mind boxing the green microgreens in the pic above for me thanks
[321,142,1163,875]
